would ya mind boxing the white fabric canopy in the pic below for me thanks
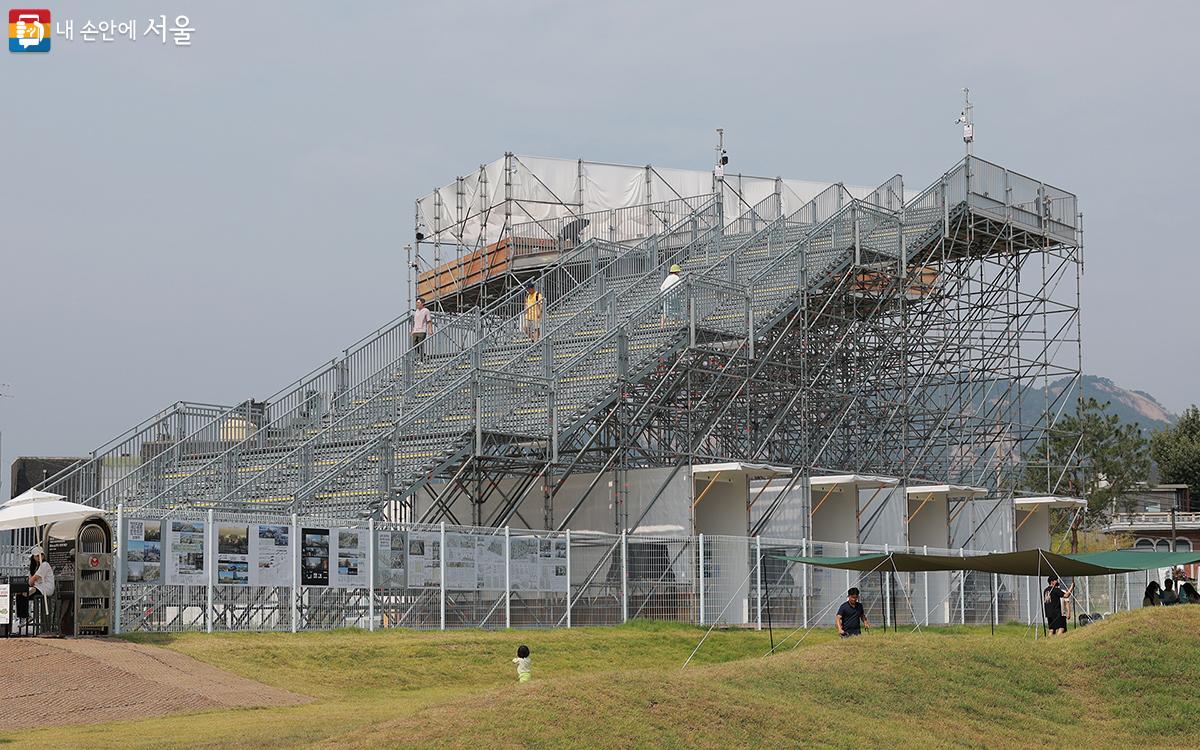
[0,489,100,531]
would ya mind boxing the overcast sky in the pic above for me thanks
[3,1,1198,497]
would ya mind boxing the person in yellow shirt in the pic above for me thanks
[522,283,544,341]
[512,644,532,683]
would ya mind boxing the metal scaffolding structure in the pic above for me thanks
[34,154,1082,547]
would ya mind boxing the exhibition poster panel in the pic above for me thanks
[407,531,441,589]
[254,523,292,587]
[376,530,408,589]
[125,519,163,584]
[445,533,477,591]
[509,536,540,592]
[165,519,206,585]
[216,523,251,586]
[476,535,506,591]
[332,528,369,588]
[539,538,568,593]
[301,528,330,586]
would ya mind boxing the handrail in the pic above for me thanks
[279,199,767,509]
[144,197,723,512]
[294,188,840,510]
[34,401,234,499]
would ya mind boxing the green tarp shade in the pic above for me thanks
[773,548,1200,577]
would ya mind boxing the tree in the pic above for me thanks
[1150,405,1200,495]
[1024,397,1151,551]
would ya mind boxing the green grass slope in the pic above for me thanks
[6,610,1199,750]
[321,609,1200,750]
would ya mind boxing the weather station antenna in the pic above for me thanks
[956,88,974,156]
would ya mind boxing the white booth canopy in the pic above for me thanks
[1014,496,1087,510]
[906,485,990,499]
[809,474,900,491]
[692,462,792,482]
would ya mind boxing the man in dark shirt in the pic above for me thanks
[836,587,871,637]
[1042,574,1074,635]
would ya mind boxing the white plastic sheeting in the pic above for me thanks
[416,154,877,247]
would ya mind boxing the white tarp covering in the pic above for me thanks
[416,155,877,247]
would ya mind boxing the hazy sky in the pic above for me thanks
[3,1,1199,497]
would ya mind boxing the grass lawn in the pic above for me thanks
[5,609,1199,749]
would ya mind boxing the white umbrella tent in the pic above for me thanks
[0,489,101,549]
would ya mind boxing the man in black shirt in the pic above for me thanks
[836,587,871,637]
[1042,574,1074,635]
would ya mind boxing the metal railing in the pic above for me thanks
[170,198,725,514]
[1104,512,1200,531]
[34,401,235,502]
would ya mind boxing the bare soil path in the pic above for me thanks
[0,638,309,732]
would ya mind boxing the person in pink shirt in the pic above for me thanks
[412,298,433,359]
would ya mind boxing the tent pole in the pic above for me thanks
[879,570,884,633]
[891,570,897,634]
[989,570,995,636]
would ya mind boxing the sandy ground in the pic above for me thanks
[0,637,309,732]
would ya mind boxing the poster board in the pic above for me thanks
[333,528,369,588]
[125,519,163,584]
[509,536,540,592]
[540,538,568,593]
[407,530,441,589]
[215,523,251,586]
[254,524,292,587]
[301,528,330,586]
[445,533,478,591]
[476,535,506,591]
[376,530,407,589]
[0,583,9,626]
[164,519,206,585]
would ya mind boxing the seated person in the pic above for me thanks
[1142,581,1161,607]
[14,545,55,626]
[1160,578,1179,606]
[1180,581,1200,604]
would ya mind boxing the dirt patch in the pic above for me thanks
[0,637,310,732]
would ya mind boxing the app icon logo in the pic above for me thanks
[9,8,50,52]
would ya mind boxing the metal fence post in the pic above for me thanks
[565,530,572,629]
[368,519,375,632]
[755,536,762,631]
[801,538,808,629]
[504,526,511,629]
[206,508,215,634]
[1085,576,1091,614]
[114,504,124,635]
[884,543,891,628]
[698,533,705,626]
[291,513,299,633]
[922,545,929,627]
[439,522,446,631]
[958,546,966,625]
[844,541,851,597]
[621,530,628,623]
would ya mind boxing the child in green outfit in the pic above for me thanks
[512,644,531,683]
